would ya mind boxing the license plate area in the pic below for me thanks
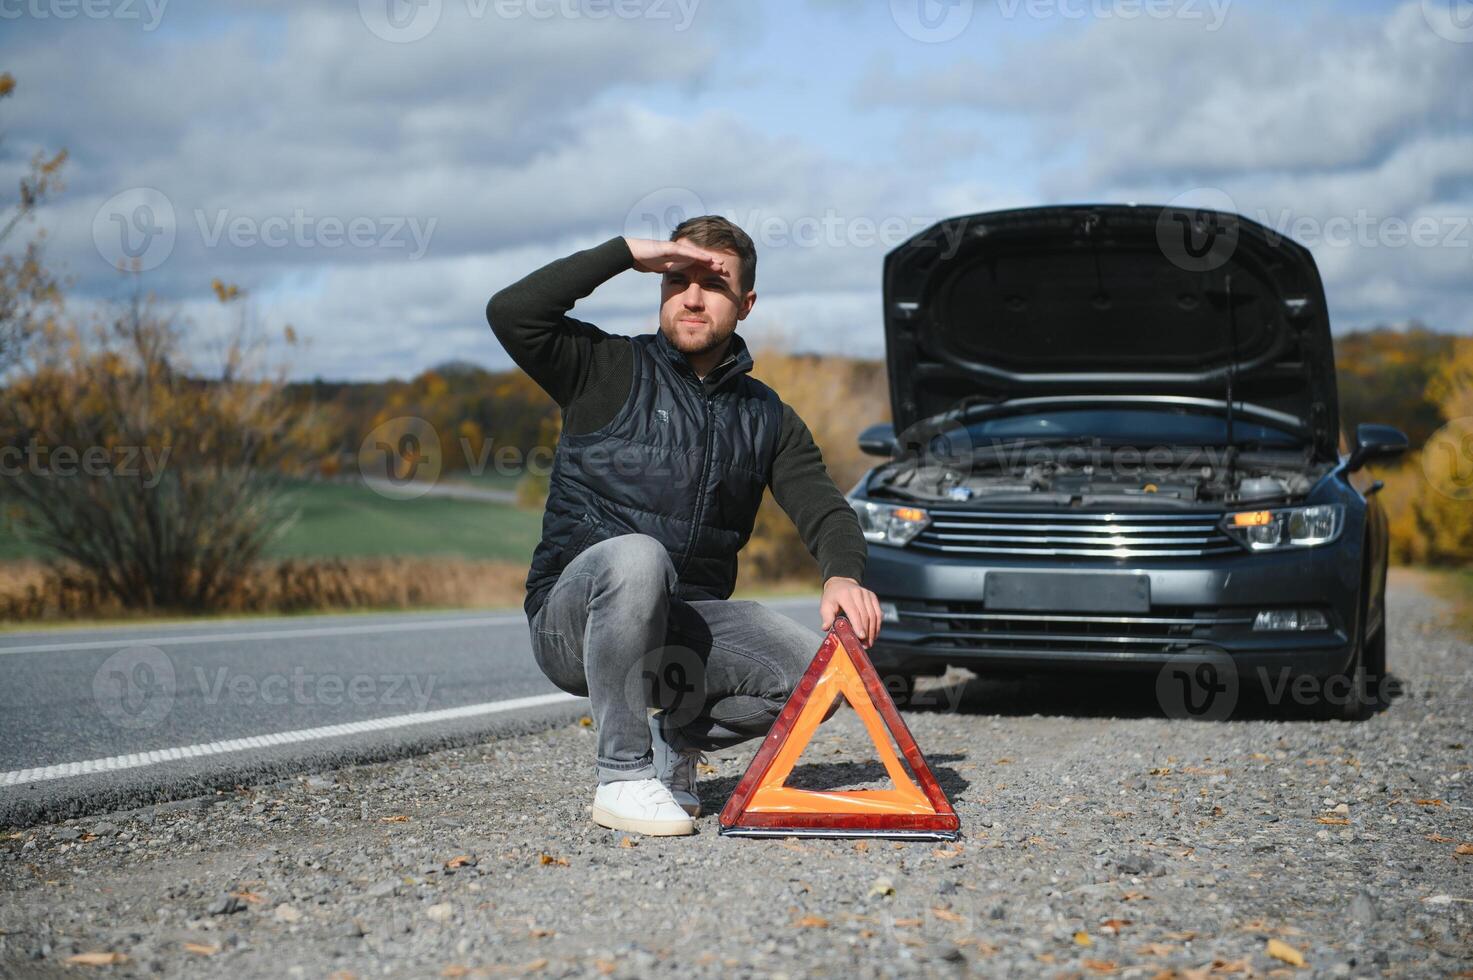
[983,572,1151,614]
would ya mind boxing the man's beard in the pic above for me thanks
[663,318,732,356]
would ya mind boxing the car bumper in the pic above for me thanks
[861,540,1362,680]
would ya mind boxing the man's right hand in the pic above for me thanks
[624,237,729,278]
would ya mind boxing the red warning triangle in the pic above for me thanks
[719,615,960,840]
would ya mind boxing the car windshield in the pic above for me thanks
[933,407,1303,451]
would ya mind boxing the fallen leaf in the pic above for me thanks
[1426,834,1456,843]
[1074,931,1093,947]
[1209,958,1251,974]
[955,937,999,955]
[893,918,922,928]
[697,762,717,775]
[1149,768,1172,776]
[577,716,593,727]
[65,952,127,966]
[528,926,555,938]
[538,853,569,867]
[183,942,220,957]
[440,967,470,978]
[445,855,475,869]
[231,890,265,904]
[1100,918,1132,934]
[1121,891,1150,902]
[1455,844,1473,856]
[931,906,965,923]
[379,815,409,823]
[794,915,829,928]
[618,837,637,849]
[867,877,895,898]
[1082,960,1119,973]
[522,959,548,973]
[1138,943,1176,957]
[932,844,964,859]
[995,758,1013,764]
[1414,799,1446,807]
[593,960,617,975]
[1163,930,1198,941]
[853,840,869,853]
[1266,938,1305,967]
[1316,816,1350,825]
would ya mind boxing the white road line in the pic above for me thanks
[0,615,527,656]
[0,692,586,788]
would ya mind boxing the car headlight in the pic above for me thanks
[1221,504,1343,551]
[850,499,930,546]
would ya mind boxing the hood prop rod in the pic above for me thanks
[1223,272,1240,490]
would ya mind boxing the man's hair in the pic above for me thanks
[670,214,757,294]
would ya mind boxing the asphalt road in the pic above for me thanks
[0,599,820,825]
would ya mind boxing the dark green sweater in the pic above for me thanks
[486,235,867,585]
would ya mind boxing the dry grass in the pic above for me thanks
[0,557,531,624]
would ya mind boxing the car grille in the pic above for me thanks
[897,600,1254,657]
[911,509,1240,559]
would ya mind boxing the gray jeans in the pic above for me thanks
[528,533,824,784]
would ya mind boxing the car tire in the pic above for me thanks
[1325,553,1379,722]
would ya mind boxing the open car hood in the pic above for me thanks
[881,204,1340,458]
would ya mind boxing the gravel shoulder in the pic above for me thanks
[1,572,1469,978]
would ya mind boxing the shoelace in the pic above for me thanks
[632,779,679,806]
[669,750,708,792]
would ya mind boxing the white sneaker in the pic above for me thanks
[649,711,706,817]
[591,778,696,836]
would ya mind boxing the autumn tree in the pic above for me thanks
[0,71,67,371]
[0,282,329,610]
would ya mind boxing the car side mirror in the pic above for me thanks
[858,423,898,458]
[1348,423,1408,472]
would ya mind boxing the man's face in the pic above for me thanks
[658,242,756,358]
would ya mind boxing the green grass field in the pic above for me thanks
[0,479,545,563]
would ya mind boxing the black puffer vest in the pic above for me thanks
[524,329,784,621]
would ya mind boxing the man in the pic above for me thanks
[486,215,881,836]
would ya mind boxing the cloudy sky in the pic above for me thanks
[3,0,1469,380]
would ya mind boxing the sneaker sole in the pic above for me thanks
[591,805,695,837]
